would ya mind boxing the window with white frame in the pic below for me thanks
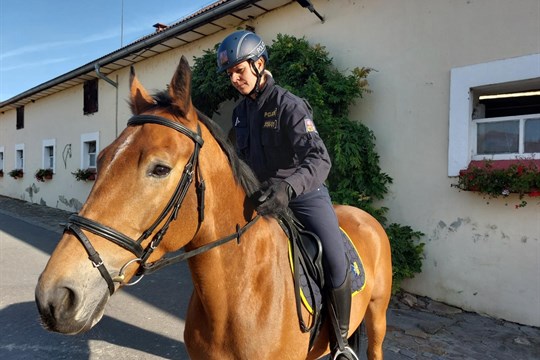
[81,132,99,169]
[15,143,24,170]
[42,139,56,171]
[0,147,4,172]
[448,54,540,176]
[471,90,540,159]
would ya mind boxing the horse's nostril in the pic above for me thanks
[43,286,79,319]
[37,285,80,331]
[64,286,77,309]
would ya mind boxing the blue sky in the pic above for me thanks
[0,0,214,102]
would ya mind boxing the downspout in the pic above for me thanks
[94,63,119,137]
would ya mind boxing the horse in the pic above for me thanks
[35,56,392,360]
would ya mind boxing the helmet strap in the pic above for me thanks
[247,59,266,98]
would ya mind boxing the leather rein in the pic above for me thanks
[64,114,260,295]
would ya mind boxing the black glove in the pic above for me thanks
[256,181,293,216]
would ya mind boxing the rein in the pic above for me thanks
[64,114,259,295]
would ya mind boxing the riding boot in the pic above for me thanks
[327,271,359,360]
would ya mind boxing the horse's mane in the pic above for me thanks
[149,90,261,197]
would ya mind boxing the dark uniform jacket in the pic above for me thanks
[232,75,331,197]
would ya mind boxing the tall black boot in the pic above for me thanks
[327,271,359,360]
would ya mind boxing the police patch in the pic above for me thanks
[263,119,278,129]
[304,119,317,133]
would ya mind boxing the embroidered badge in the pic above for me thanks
[263,119,278,129]
[234,117,241,127]
[264,108,277,118]
[304,118,317,133]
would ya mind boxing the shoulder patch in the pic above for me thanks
[304,118,317,133]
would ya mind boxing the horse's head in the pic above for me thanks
[35,56,211,334]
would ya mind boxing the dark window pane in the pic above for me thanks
[16,106,24,129]
[83,79,98,115]
[524,118,540,153]
[477,120,519,154]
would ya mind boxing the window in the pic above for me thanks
[448,53,540,176]
[15,143,24,170]
[81,132,99,169]
[471,91,540,159]
[83,79,99,115]
[42,139,56,171]
[16,106,24,129]
[0,147,4,172]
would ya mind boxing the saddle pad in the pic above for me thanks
[288,227,366,314]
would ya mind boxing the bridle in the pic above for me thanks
[64,114,259,295]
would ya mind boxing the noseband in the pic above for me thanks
[65,114,259,295]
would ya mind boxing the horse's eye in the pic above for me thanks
[151,165,171,177]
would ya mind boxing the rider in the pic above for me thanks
[217,30,358,360]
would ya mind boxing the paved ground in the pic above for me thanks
[1,195,539,359]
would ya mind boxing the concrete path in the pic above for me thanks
[1,195,539,359]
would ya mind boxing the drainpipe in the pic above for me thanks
[94,64,119,137]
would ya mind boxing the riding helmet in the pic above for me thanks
[216,30,268,73]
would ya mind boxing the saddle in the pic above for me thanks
[277,209,366,351]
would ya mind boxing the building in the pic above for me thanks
[1,0,539,326]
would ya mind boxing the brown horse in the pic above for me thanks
[35,56,392,360]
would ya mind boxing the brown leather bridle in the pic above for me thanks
[64,114,259,295]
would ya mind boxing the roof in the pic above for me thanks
[0,0,294,112]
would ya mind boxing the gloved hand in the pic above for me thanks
[256,181,293,216]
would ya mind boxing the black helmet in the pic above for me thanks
[216,30,268,73]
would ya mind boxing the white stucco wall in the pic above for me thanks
[1,0,539,326]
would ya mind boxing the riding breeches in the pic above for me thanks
[288,186,348,289]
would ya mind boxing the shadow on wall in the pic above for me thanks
[58,195,83,211]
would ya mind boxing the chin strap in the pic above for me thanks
[247,60,266,98]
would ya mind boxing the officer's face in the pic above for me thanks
[227,59,265,96]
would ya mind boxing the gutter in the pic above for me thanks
[0,0,259,111]
[94,64,117,88]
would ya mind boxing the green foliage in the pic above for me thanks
[386,224,425,293]
[191,46,239,116]
[190,33,424,291]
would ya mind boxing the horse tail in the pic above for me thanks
[348,321,364,356]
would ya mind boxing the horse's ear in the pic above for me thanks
[169,56,194,115]
[129,66,155,115]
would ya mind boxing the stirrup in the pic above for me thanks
[332,346,360,360]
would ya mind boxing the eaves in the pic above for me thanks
[0,0,294,113]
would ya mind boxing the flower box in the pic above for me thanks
[35,168,54,182]
[8,169,24,179]
[72,168,97,181]
[452,159,540,207]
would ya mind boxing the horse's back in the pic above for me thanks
[334,204,392,299]
[334,205,389,255]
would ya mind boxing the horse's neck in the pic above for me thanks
[187,130,290,316]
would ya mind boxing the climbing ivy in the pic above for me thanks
[191,34,424,292]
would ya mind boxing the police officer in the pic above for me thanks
[217,30,358,360]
